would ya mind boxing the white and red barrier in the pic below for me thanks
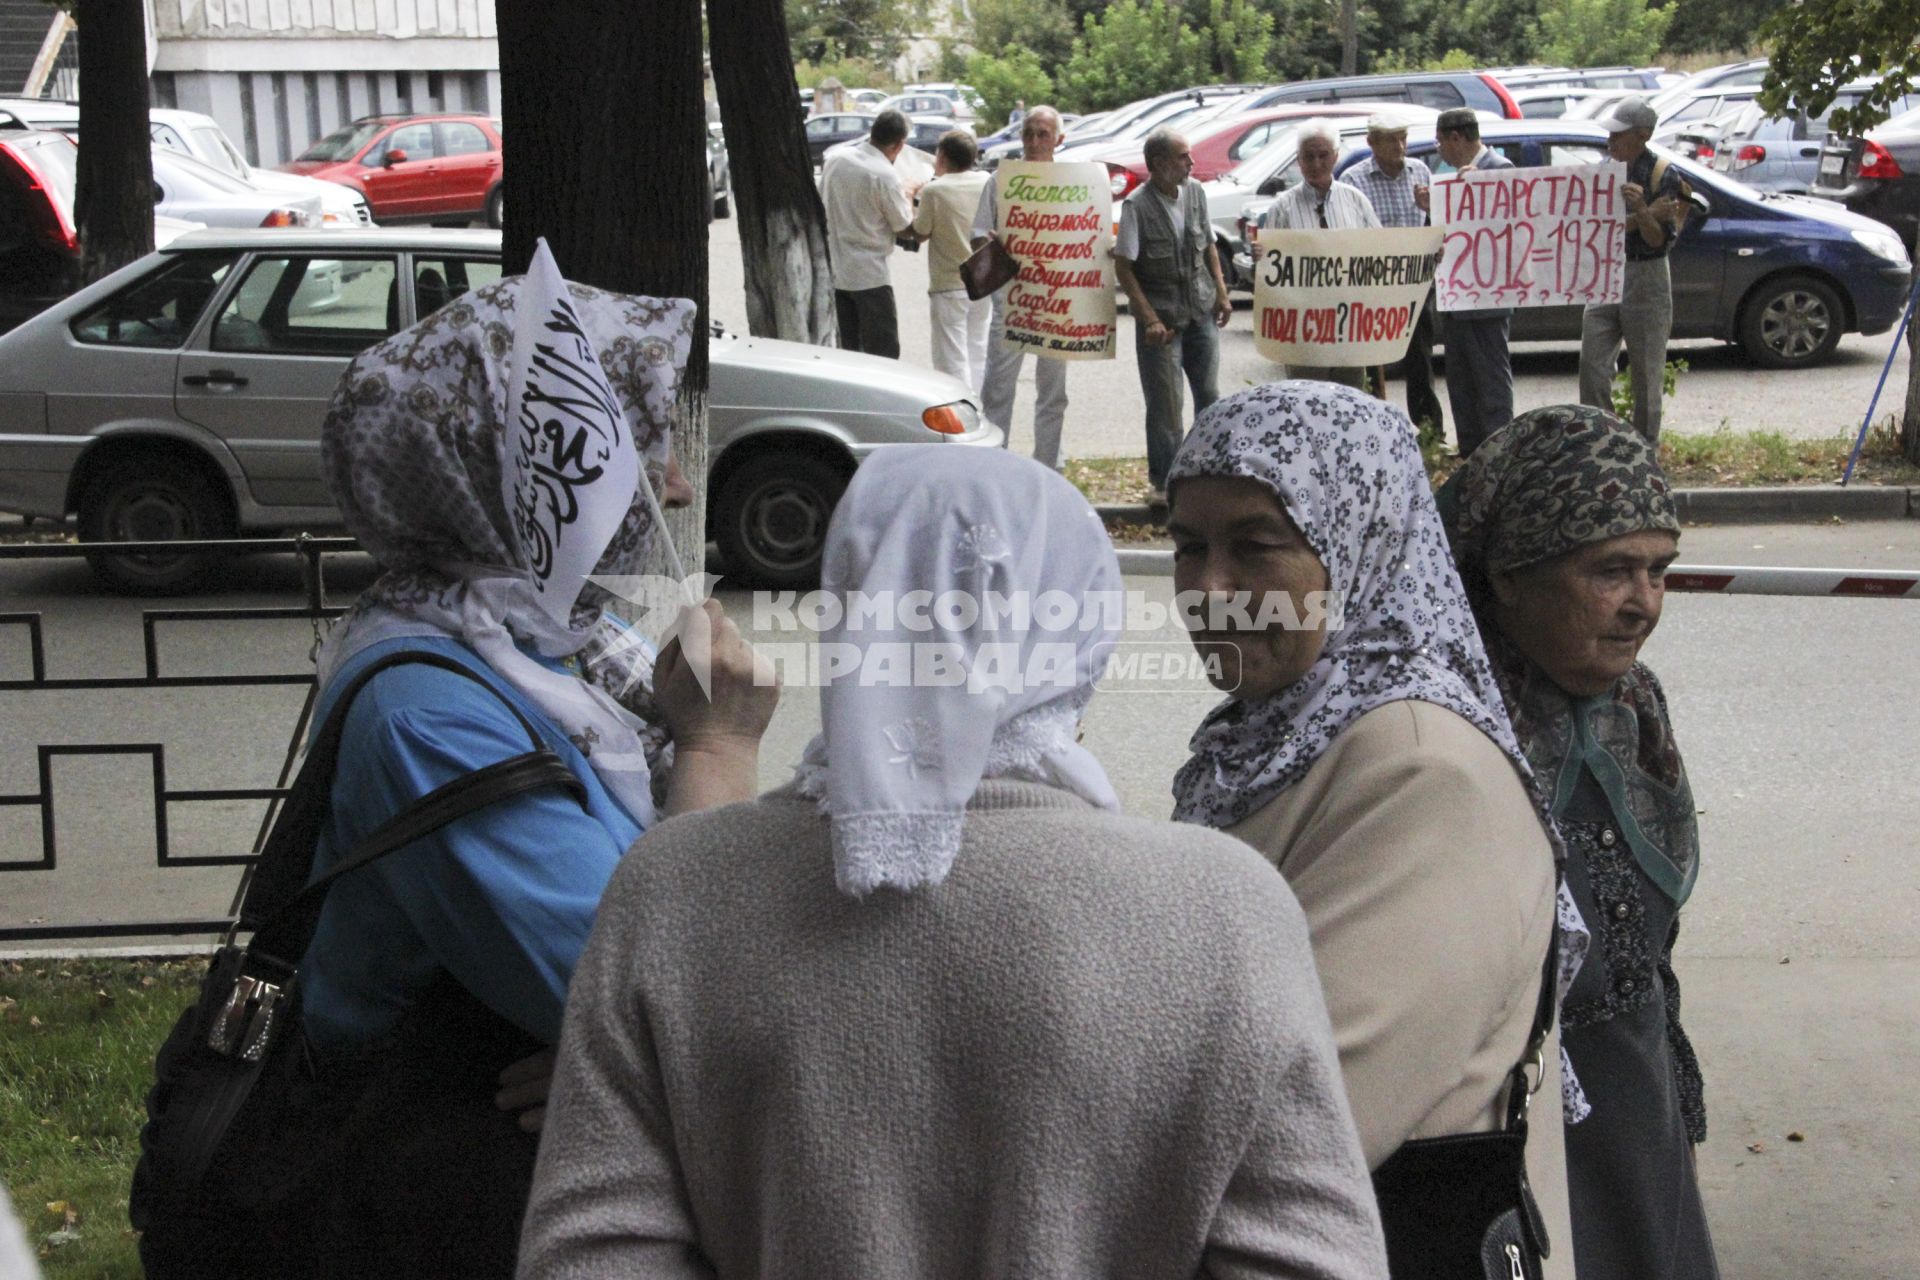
[1113,550,1920,598]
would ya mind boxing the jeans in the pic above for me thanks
[834,285,899,359]
[928,288,991,394]
[1137,315,1221,489]
[1579,256,1673,441]
[981,285,1069,469]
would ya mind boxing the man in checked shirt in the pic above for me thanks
[1339,112,1445,434]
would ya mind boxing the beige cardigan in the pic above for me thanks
[1226,700,1575,1280]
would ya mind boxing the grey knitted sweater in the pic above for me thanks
[518,781,1388,1280]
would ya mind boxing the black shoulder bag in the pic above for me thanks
[1369,925,1559,1280]
[130,650,586,1278]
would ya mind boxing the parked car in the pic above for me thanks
[0,227,1000,591]
[1234,70,1521,119]
[877,93,970,126]
[1251,120,1913,370]
[1498,66,1666,92]
[705,124,731,219]
[150,146,325,228]
[1649,86,1763,145]
[1082,103,1382,203]
[1,130,203,331]
[1812,103,1920,250]
[1700,92,1920,194]
[904,82,985,117]
[904,116,960,156]
[804,112,876,165]
[1652,58,1770,110]
[150,107,372,227]
[1509,86,1617,119]
[849,88,890,110]
[0,96,79,132]
[279,113,504,227]
[985,86,1261,168]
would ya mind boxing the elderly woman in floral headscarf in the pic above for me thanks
[1442,404,1719,1280]
[137,268,778,1280]
[521,446,1391,1279]
[1165,381,1577,1280]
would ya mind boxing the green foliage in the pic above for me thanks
[1612,357,1688,420]
[1373,46,1480,72]
[793,52,897,92]
[1058,0,1212,112]
[785,0,924,63]
[1664,0,1786,55]
[1366,0,1542,71]
[967,49,1056,132]
[964,0,1081,73]
[1534,0,1673,67]
[1762,0,1920,134]
[1205,0,1276,82]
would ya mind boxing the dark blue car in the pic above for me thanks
[1319,120,1912,368]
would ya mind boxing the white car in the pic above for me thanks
[149,108,373,228]
[150,146,326,229]
[0,228,999,592]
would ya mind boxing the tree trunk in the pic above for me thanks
[709,0,838,343]
[498,0,711,572]
[1903,301,1920,464]
[1339,0,1359,76]
[72,0,154,287]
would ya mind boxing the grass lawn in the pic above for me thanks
[1065,422,1920,511]
[1,958,205,1276]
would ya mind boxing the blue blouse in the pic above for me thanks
[297,635,645,1054]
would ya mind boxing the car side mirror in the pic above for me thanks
[383,149,408,167]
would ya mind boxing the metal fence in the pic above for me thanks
[0,536,356,945]
[4,535,1916,947]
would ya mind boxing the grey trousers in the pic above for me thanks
[982,285,1069,469]
[1440,312,1513,457]
[1580,256,1673,441]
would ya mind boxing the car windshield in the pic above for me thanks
[1656,144,1758,198]
[1225,125,1302,184]
[298,121,386,162]
[193,125,249,177]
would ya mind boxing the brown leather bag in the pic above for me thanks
[961,235,1019,300]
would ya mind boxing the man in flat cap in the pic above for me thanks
[1341,110,1444,433]
[1579,96,1689,440]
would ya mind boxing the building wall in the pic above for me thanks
[154,0,496,41]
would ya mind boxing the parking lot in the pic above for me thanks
[703,215,1916,458]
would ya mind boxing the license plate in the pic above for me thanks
[1820,153,1846,178]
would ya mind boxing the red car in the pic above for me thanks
[1083,104,1388,202]
[280,113,504,226]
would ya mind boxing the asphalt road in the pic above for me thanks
[702,215,1917,456]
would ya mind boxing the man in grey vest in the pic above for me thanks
[1114,128,1233,509]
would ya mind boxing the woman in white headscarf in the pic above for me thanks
[519,445,1390,1280]
[1165,381,1578,1280]
[137,269,778,1280]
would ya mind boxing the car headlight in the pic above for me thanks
[1852,227,1910,265]
[923,401,978,435]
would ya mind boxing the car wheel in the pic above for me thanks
[1739,275,1843,369]
[485,185,504,229]
[714,454,849,588]
[78,454,235,595]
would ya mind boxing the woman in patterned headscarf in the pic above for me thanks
[1165,380,1577,1280]
[137,269,779,1280]
[1441,404,1719,1280]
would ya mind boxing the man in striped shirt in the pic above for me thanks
[1340,113,1444,433]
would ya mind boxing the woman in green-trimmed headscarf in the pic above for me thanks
[1441,404,1719,1280]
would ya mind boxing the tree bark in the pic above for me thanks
[72,0,154,287]
[709,0,838,343]
[1903,300,1920,464]
[497,0,711,571]
[1339,0,1359,76]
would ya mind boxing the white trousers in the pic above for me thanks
[981,285,1069,470]
[928,288,992,395]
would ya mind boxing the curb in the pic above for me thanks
[1097,486,1919,526]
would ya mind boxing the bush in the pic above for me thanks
[1612,356,1689,420]
[793,51,898,93]
[1058,0,1211,113]
[1535,0,1674,66]
[967,49,1054,133]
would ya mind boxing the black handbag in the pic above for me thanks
[129,650,586,1276]
[1370,926,1559,1280]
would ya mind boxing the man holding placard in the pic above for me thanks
[1342,112,1445,434]
[1433,108,1516,457]
[972,107,1073,469]
[1259,119,1381,390]
[1578,97,1688,441]
[1114,128,1233,507]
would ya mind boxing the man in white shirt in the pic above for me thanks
[1258,119,1380,390]
[821,110,914,358]
[911,131,993,392]
[972,106,1070,469]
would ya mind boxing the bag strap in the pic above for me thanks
[1503,918,1560,1133]
[236,649,585,956]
